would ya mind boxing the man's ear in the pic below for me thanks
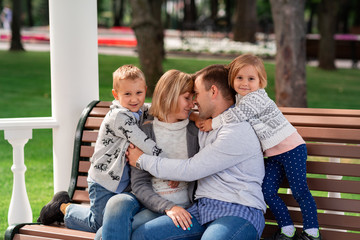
[210,85,218,99]
[112,89,118,100]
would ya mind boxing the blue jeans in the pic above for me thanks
[131,215,258,240]
[96,193,162,240]
[64,180,116,232]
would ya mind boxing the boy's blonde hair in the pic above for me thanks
[113,65,146,90]
[228,54,267,89]
[150,70,194,122]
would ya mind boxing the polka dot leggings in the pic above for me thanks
[262,144,319,230]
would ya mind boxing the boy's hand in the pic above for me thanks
[126,144,144,167]
[168,181,180,188]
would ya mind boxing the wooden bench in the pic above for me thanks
[5,101,360,240]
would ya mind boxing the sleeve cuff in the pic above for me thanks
[212,115,222,130]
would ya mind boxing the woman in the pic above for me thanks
[96,69,199,240]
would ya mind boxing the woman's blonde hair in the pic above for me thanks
[150,70,194,122]
[228,54,267,89]
[113,64,146,90]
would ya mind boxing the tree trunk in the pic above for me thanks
[183,0,197,30]
[10,0,24,51]
[232,0,257,43]
[113,0,125,27]
[130,0,164,96]
[26,0,34,27]
[270,0,307,107]
[318,0,339,70]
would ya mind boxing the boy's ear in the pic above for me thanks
[112,89,118,100]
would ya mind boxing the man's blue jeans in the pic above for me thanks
[64,180,116,232]
[96,192,162,240]
[131,214,258,240]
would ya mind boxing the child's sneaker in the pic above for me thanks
[266,229,297,240]
[298,231,322,240]
[37,191,71,225]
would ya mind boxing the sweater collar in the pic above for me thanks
[153,117,189,131]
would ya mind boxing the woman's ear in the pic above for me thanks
[112,89,118,100]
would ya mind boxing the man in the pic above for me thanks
[127,64,266,240]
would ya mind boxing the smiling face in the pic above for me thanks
[167,91,194,123]
[112,78,147,112]
[232,65,261,96]
[194,75,213,119]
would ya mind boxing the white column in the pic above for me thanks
[49,0,99,192]
[5,129,33,225]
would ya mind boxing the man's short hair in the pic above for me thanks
[194,64,235,102]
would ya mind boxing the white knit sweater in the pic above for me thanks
[212,89,296,151]
[150,117,191,208]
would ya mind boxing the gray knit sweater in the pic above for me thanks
[212,89,296,151]
[88,100,162,193]
[138,120,266,212]
[131,120,199,213]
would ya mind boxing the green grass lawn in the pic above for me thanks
[0,50,360,238]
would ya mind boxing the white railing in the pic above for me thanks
[0,117,58,225]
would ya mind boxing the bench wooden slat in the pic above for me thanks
[280,178,360,194]
[76,176,88,188]
[265,210,360,231]
[78,161,91,173]
[13,234,60,240]
[88,107,109,117]
[286,115,360,129]
[279,194,360,213]
[80,145,94,158]
[19,225,95,240]
[82,130,99,143]
[84,117,103,129]
[280,107,360,117]
[95,101,112,108]
[297,127,360,143]
[307,143,360,159]
[72,190,90,203]
[262,224,360,240]
[306,161,360,177]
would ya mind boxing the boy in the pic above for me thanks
[38,65,163,233]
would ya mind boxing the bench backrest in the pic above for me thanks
[68,101,360,239]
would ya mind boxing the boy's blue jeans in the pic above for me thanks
[64,180,117,232]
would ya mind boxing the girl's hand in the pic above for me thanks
[168,181,179,188]
[165,206,193,231]
[197,118,213,132]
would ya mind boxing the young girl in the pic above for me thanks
[96,69,199,240]
[200,54,321,240]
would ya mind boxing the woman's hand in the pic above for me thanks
[165,206,193,231]
[168,181,180,188]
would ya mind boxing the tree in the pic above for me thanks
[113,0,125,27]
[183,0,197,30]
[10,0,24,51]
[130,0,164,96]
[270,0,307,107]
[232,0,257,43]
[318,0,339,70]
[26,0,34,27]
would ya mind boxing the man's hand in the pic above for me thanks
[126,144,144,167]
